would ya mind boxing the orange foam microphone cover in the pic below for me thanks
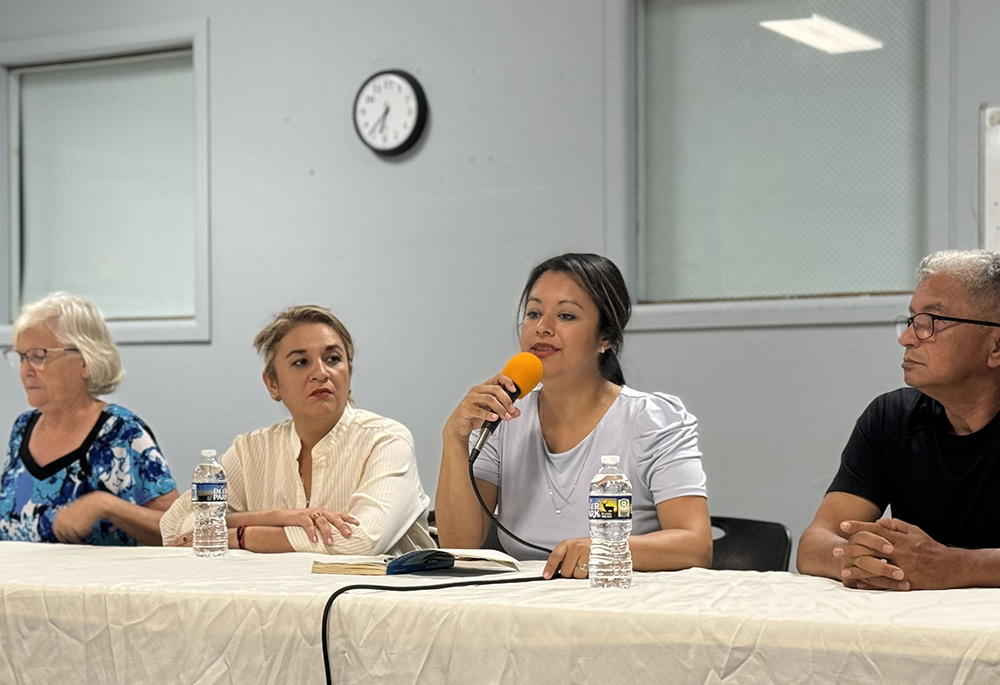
[502,352,544,398]
[470,352,546,462]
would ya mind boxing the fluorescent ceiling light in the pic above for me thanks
[759,14,883,54]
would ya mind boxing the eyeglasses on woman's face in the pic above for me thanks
[3,347,80,370]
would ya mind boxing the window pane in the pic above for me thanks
[637,0,925,303]
[16,51,196,319]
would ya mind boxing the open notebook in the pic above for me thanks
[311,548,521,576]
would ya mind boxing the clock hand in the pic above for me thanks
[367,104,390,136]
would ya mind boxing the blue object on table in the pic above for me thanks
[385,549,456,574]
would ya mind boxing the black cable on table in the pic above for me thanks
[322,424,558,682]
[322,574,548,685]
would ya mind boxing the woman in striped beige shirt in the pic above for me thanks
[160,305,434,554]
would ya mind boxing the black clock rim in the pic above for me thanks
[353,69,428,156]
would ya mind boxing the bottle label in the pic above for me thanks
[191,482,227,503]
[589,495,632,520]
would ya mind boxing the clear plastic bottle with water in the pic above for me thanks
[191,449,227,557]
[588,454,632,588]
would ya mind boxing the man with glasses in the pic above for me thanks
[798,249,1000,590]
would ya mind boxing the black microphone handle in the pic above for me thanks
[469,382,521,463]
[479,383,521,435]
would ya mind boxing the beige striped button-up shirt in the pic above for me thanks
[160,403,434,555]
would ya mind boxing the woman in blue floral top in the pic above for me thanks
[0,293,179,545]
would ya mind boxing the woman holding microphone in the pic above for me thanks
[436,253,711,579]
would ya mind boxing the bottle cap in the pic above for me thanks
[600,454,620,465]
[201,449,217,458]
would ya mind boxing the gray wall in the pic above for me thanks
[1,0,997,561]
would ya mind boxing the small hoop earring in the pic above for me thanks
[271,394,281,402]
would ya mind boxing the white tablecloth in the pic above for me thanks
[327,565,1000,684]
[2,541,999,684]
[0,541,478,684]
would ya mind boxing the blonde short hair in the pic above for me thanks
[12,293,124,396]
[253,305,355,380]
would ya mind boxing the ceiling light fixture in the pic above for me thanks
[760,13,883,54]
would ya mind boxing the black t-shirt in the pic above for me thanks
[829,387,1000,549]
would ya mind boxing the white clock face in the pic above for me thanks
[354,72,425,154]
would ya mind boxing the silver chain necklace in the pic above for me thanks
[541,431,595,515]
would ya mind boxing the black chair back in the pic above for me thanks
[482,518,505,552]
[711,516,792,572]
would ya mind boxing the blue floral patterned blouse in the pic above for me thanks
[0,404,177,545]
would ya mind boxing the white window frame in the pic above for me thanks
[0,19,210,343]
[603,0,956,331]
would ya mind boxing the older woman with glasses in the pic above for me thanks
[0,293,179,545]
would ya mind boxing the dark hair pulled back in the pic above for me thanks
[518,253,631,385]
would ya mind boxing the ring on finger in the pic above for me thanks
[311,512,321,521]
[577,563,589,574]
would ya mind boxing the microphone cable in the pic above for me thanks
[468,455,552,555]
[461,351,552,554]
[322,574,548,685]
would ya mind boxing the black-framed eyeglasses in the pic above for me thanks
[3,347,80,369]
[895,313,1000,341]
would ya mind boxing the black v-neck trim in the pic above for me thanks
[19,410,111,480]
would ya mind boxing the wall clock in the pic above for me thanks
[353,70,427,156]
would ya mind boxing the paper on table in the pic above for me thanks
[311,548,522,576]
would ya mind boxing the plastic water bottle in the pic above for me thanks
[588,454,632,588]
[191,449,227,557]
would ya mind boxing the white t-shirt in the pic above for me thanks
[472,386,707,560]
